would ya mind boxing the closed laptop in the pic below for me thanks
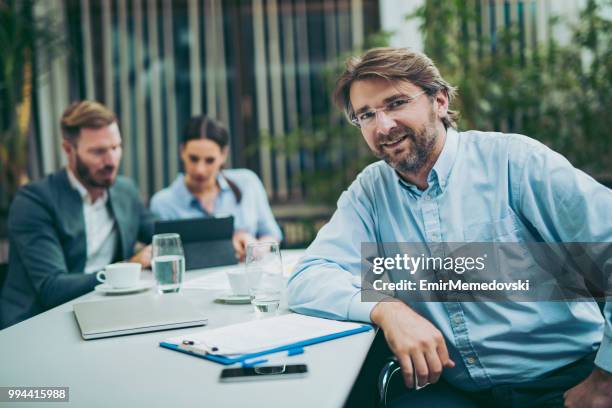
[73,294,207,340]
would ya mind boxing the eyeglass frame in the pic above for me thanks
[349,90,428,129]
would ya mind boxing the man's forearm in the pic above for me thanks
[40,273,99,309]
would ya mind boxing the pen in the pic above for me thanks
[179,339,220,355]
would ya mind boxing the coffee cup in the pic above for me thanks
[96,262,141,289]
[226,269,250,296]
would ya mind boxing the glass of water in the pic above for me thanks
[152,233,185,294]
[245,241,283,316]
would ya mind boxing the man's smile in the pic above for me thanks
[380,134,409,150]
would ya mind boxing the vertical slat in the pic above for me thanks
[337,0,351,52]
[324,1,337,64]
[536,0,548,44]
[294,0,313,182]
[188,0,202,115]
[81,0,95,100]
[203,0,232,165]
[522,0,535,137]
[494,0,508,132]
[148,0,164,193]
[350,0,364,49]
[34,1,57,174]
[523,0,534,50]
[50,0,70,167]
[509,0,524,132]
[509,0,521,131]
[281,0,302,198]
[351,0,369,157]
[252,0,273,195]
[481,0,491,45]
[162,0,179,179]
[102,0,114,111]
[467,0,478,68]
[509,0,519,25]
[204,0,217,119]
[338,0,352,182]
[133,0,148,197]
[118,0,132,178]
[324,0,343,189]
[495,0,504,32]
[509,0,519,55]
[267,0,287,200]
[213,0,230,140]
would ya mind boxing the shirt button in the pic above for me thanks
[466,357,477,365]
[453,316,462,324]
[424,195,431,201]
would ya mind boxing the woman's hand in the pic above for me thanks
[232,231,257,261]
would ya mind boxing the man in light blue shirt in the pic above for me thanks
[288,48,612,407]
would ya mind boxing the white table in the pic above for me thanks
[0,250,375,407]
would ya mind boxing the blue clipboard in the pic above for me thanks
[159,324,372,365]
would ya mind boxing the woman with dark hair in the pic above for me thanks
[150,116,282,260]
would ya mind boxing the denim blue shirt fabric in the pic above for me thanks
[288,128,612,391]
[150,169,282,241]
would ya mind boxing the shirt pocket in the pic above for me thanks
[462,213,536,285]
[463,213,524,242]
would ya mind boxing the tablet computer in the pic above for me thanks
[154,216,237,270]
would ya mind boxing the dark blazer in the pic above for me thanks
[0,169,154,328]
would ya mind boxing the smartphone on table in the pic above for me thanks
[219,364,308,382]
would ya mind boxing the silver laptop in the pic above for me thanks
[73,294,208,340]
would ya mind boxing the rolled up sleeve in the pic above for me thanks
[288,174,384,322]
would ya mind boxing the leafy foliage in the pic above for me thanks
[412,0,612,177]
[0,0,65,212]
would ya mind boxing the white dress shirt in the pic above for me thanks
[67,169,118,274]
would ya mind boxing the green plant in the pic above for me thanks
[410,0,612,177]
[0,0,65,212]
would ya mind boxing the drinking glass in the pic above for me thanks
[245,242,283,316]
[152,233,185,294]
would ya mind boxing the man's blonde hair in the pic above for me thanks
[60,100,117,143]
[333,47,459,129]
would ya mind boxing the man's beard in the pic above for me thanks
[75,153,116,189]
[373,112,438,174]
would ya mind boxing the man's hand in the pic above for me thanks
[129,245,152,268]
[564,367,612,408]
[371,300,455,388]
[232,231,257,262]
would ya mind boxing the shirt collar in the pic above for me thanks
[66,167,108,205]
[431,127,459,190]
[172,173,230,207]
[217,172,231,192]
[171,174,198,206]
[395,127,459,194]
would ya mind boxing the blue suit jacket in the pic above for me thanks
[0,169,154,328]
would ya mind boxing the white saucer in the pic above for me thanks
[94,281,155,295]
[216,294,252,304]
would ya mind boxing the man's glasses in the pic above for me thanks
[350,91,426,129]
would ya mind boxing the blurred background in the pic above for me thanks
[1,0,611,257]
